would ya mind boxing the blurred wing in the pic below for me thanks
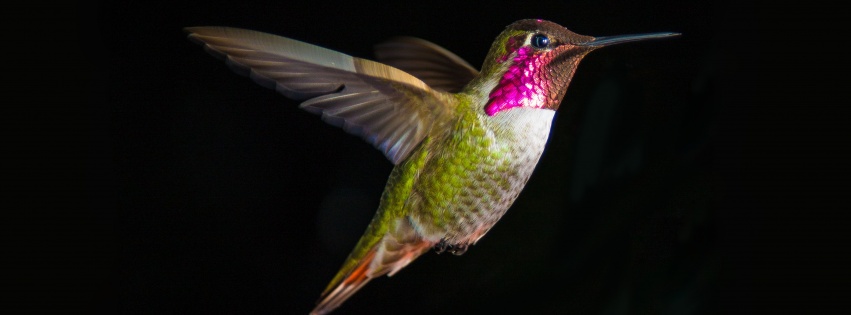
[185,27,455,165]
[374,37,479,93]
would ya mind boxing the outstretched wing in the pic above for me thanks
[374,36,479,93]
[185,27,455,165]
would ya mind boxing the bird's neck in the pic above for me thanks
[450,92,556,142]
[463,45,561,117]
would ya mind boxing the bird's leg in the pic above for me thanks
[434,239,469,256]
[434,239,449,254]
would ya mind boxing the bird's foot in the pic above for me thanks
[434,239,469,256]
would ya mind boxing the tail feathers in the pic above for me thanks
[310,249,377,315]
[311,224,433,315]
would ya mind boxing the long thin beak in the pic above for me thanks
[579,32,681,47]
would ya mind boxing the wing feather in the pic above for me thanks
[186,27,456,164]
[374,36,479,93]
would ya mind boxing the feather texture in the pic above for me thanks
[185,27,457,164]
[311,217,432,315]
[374,37,479,93]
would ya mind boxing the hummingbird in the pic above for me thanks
[185,19,678,314]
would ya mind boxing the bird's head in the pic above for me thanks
[475,19,678,116]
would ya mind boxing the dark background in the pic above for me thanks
[107,0,710,314]
[16,0,845,314]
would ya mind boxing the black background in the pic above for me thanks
[11,0,845,314]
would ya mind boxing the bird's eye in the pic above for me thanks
[531,33,550,49]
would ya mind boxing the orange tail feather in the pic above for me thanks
[311,248,376,315]
[311,216,435,315]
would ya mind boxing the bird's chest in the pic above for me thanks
[411,108,555,241]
